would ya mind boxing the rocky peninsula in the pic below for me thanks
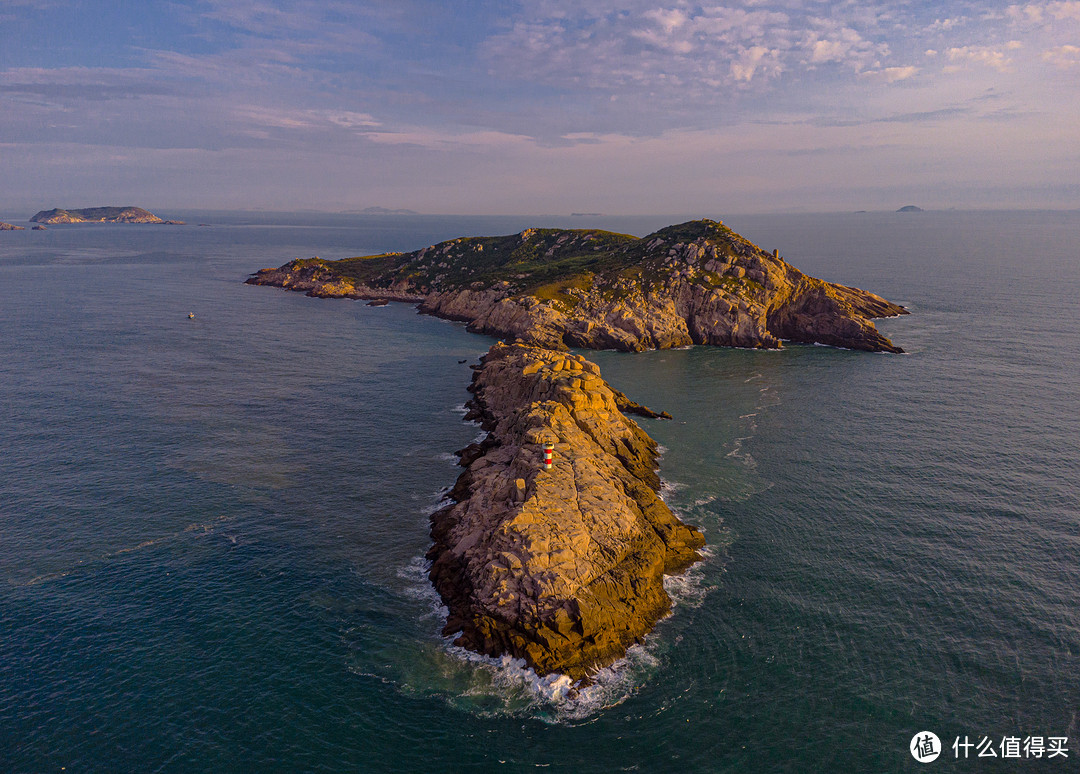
[430,343,704,680]
[0,222,26,230]
[247,219,907,353]
[30,206,184,225]
[247,218,908,681]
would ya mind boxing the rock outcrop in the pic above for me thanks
[29,206,183,224]
[247,219,908,353]
[247,258,425,303]
[428,342,704,681]
[0,222,26,230]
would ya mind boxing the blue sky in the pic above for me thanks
[1,0,1078,214]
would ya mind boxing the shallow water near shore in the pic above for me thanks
[1,210,1078,771]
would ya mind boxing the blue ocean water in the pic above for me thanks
[1,210,1077,772]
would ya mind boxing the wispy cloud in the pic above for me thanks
[0,66,185,102]
[944,42,1023,72]
[861,66,920,83]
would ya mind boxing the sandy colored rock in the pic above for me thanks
[427,342,705,682]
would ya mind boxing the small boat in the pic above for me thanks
[188,312,195,319]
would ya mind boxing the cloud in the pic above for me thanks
[0,66,184,102]
[230,105,380,132]
[1042,43,1080,66]
[861,66,920,83]
[731,46,781,82]
[801,23,884,69]
[1006,1,1080,24]
[481,0,907,103]
[363,128,536,151]
[927,17,967,32]
[944,44,1021,72]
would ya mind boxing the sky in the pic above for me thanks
[1,0,1078,215]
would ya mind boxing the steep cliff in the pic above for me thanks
[247,219,907,353]
[428,342,704,681]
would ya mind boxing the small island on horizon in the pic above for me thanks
[247,217,910,683]
[897,205,925,213]
[352,206,420,216]
[29,206,184,225]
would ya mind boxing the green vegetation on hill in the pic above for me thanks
[300,218,778,309]
[318,227,642,297]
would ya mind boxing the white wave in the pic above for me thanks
[444,639,663,723]
[396,556,449,621]
[663,546,718,611]
[418,494,452,517]
[392,549,709,724]
[658,478,686,503]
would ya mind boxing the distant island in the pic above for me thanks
[0,221,26,230]
[356,207,420,216]
[29,206,184,225]
[247,218,910,683]
[571,212,603,217]
[897,205,924,213]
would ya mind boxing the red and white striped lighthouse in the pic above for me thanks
[542,441,555,470]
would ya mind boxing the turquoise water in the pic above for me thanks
[1,211,1077,772]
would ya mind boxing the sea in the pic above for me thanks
[1,210,1077,773]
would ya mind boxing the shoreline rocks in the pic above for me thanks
[247,259,426,303]
[428,342,705,682]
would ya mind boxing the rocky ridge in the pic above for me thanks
[247,219,908,353]
[429,342,704,681]
[29,206,184,224]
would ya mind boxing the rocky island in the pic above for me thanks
[29,206,184,225]
[247,218,908,681]
[0,221,26,230]
[247,219,906,353]
[430,343,704,681]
